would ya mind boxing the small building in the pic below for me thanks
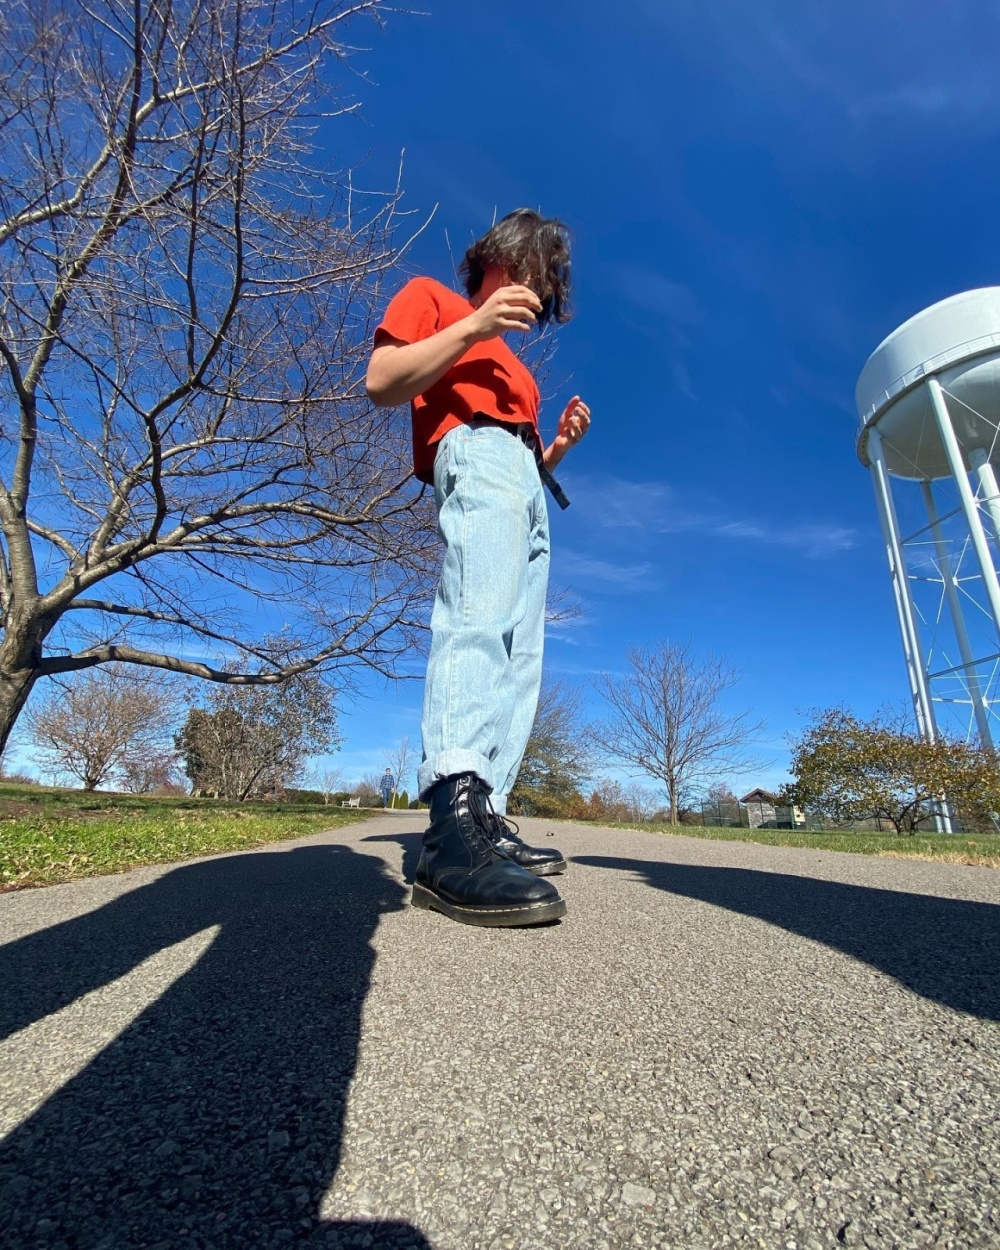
[740,788,806,829]
[740,788,777,828]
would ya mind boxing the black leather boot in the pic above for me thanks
[487,812,567,876]
[412,774,566,927]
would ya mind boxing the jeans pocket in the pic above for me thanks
[433,426,458,500]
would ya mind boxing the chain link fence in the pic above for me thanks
[697,799,808,829]
[694,799,992,833]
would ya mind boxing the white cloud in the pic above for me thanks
[714,519,858,558]
[615,264,703,326]
[566,473,858,559]
[634,0,1000,130]
[556,549,659,591]
[670,358,698,403]
[563,475,684,532]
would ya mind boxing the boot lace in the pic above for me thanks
[489,811,524,846]
[466,781,505,852]
[465,781,520,855]
[475,789,524,846]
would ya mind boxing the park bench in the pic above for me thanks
[340,796,362,809]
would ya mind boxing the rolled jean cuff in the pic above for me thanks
[417,751,495,801]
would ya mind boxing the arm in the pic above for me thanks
[365,284,542,408]
[366,321,480,409]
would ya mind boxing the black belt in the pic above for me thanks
[468,414,570,510]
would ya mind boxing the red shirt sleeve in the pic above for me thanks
[374,277,441,346]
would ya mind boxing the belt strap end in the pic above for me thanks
[537,460,571,510]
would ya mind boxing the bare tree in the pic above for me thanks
[310,764,344,806]
[355,771,383,806]
[0,0,437,755]
[591,642,763,825]
[705,781,740,805]
[622,780,659,823]
[25,663,179,790]
[383,734,416,806]
[582,777,659,824]
[120,750,185,796]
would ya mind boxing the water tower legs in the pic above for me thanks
[920,480,994,747]
[967,446,1000,554]
[867,427,938,742]
[869,432,952,832]
[927,378,1000,641]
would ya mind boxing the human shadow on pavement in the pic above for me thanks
[574,855,1000,1023]
[0,845,431,1249]
[362,831,423,884]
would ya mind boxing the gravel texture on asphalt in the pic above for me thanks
[1,815,999,1249]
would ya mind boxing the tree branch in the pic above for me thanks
[37,642,337,683]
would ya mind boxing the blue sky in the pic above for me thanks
[316,0,1000,798]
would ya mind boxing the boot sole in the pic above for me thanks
[411,882,566,927]
[527,858,568,876]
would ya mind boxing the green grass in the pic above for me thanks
[0,782,373,890]
[595,819,1000,868]
[8,779,998,889]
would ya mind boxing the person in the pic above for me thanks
[380,768,395,809]
[366,209,591,928]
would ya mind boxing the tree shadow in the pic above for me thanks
[573,855,1000,1023]
[0,845,431,1248]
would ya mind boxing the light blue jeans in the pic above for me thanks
[417,422,550,815]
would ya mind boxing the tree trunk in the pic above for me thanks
[0,611,55,756]
[0,667,38,756]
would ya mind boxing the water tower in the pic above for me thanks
[856,287,1000,748]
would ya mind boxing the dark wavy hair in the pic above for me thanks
[459,208,572,326]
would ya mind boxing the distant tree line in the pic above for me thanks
[14,663,341,800]
[10,637,765,819]
[508,655,1000,836]
[22,634,989,838]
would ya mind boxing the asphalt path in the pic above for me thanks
[2,814,999,1249]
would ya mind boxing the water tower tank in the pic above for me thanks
[857,287,1000,478]
[856,288,1000,755]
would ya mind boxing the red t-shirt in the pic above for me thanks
[374,276,540,484]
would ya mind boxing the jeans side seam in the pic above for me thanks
[443,434,466,767]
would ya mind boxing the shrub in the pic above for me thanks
[0,769,40,786]
[282,788,327,804]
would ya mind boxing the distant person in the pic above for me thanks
[366,209,591,927]
[380,769,395,809]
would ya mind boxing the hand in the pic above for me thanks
[545,395,591,469]
[555,395,591,450]
[468,284,543,340]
